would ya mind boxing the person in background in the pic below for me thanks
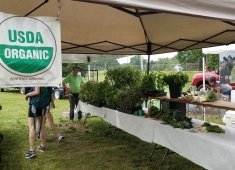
[62,66,84,123]
[208,76,232,99]
[25,87,48,159]
[44,95,64,141]
[37,91,64,142]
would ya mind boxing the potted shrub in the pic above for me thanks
[91,81,108,107]
[104,85,118,110]
[104,66,142,111]
[105,66,142,88]
[141,72,157,96]
[155,72,167,93]
[163,72,189,98]
[80,81,98,104]
[116,86,143,114]
[141,72,167,97]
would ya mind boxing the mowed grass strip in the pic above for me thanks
[0,91,204,170]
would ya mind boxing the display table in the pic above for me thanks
[116,111,155,143]
[80,103,235,170]
[153,96,235,111]
[153,119,235,170]
[101,109,235,169]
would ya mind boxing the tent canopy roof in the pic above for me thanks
[0,0,235,55]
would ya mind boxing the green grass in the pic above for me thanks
[0,91,205,170]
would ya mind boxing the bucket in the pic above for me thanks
[231,90,235,103]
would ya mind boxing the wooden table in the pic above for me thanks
[152,96,235,111]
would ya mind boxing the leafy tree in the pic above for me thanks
[62,63,87,77]
[91,56,120,70]
[175,49,203,63]
[206,54,219,71]
[151,57,178,71]
[130,55,147,66]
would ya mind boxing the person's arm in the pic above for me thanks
[62,75,71,94]
[51,94,55,109]
[81,76,85,85]
[213,83,221,94]
[25,87,40,100]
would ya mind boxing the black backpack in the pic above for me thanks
[30,87,52,109]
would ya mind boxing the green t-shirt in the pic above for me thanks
[62,74,84,93]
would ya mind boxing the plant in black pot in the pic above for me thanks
[156,71,167,95]
[80,80,98,104]
[163,72,189,98]
[141,72,157,96]
[105,66,142,89]
[141,72,167,97]
[116,86,143,114]
[104,85,118,110]
[90,81,107,107]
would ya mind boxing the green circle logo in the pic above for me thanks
[0,16,56,76]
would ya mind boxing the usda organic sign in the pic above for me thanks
[0,16,56,76]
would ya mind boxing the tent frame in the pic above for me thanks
[23,0,235,73]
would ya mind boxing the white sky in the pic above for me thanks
[202,44,235,54]
[117,44,235,64]
[117,52,177,64]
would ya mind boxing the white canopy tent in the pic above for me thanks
[0,0,235,56]
[203,44,235,54]
[0,0,235,72]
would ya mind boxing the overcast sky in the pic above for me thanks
[117,52,177,64]
[117,44,235,64]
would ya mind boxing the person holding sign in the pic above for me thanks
[62,66,84,123]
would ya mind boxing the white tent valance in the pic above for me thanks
[0,0,235,55]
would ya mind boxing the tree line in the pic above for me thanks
[62,49,219,75]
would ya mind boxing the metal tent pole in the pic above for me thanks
[147,42,152,74]
[202,55,206,121]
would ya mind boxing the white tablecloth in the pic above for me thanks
[116,111,154,143]
[153,119,235,170]
[103,108,118,126]
[79,104,235,170]
[79,101,105,117]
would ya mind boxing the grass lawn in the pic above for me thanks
[0,91,205,170]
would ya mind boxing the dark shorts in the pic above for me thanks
[28,105,43,117]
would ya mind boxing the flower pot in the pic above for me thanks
[169,85,182,98]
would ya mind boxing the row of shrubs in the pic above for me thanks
[80,67,188,114]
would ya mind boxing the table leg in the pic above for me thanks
[149,144,165,161]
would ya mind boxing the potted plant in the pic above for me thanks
[141,72,157,96]
[105,66,142,89]
[104,66,142,111]
[163,72,189,98]
[104,85,118,110]
[155,72,167,93]
[115,86,143,114]
[141,72,167,97]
